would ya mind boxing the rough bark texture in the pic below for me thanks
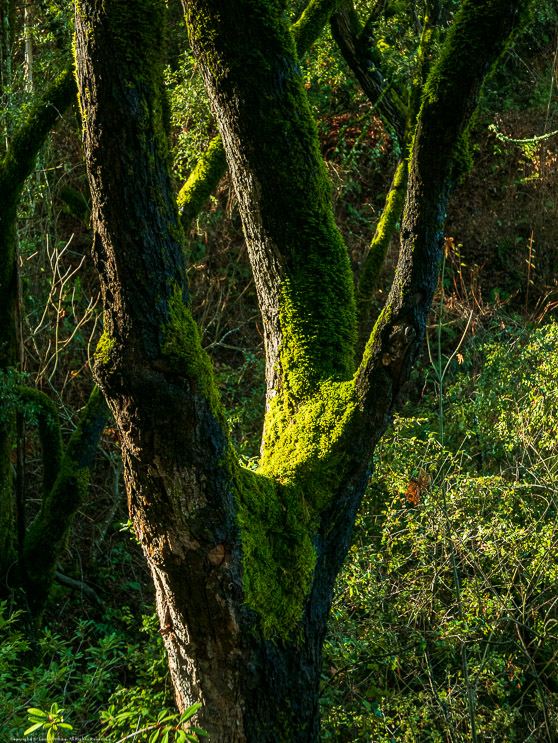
[177,0,345,261]
[74,2,247,736]
[184,0,356,408]
[74,0,529,740]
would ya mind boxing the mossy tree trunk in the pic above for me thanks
[74,0,528,740]
[177,0,344,235]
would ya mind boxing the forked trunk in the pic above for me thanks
[74,0,529,739]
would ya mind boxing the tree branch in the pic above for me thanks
[355,0,530,414]
[0,66,75,198]
[354,1,441,348]
[177,0,346,234]
[330,0,407,142]
[291,0,343,56]
[17,386,63,495]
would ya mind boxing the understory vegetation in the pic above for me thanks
[2,0,558,740]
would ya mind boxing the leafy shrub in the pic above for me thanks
[322,321,558,742]
[1,605,176,741]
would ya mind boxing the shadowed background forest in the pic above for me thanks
[1,0,558,740]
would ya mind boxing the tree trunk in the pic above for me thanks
[74,0,529,739]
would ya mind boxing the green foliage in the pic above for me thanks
[164,51,214,183]
[443,321,558,470]
[321,321,558,741]
[25,703,73,742]
[0,604,180,741]
[101,701,208,743]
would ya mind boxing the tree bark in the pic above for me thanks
[330,0,407,142]
[74,0,529,739]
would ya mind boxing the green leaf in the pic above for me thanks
[178,703,201,724]
[24,723,44,736]
[27,708,48,717]
[190,727,209,737]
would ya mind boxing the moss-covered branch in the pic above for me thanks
[177,134,226,233]
[356,0,531,415]
[355,157,407,331]
[291,0,343,56]
[58,183,91,227]
[0,65,77,586]
[21,386,110,617]
[330,0,407,141]
[177,0,345,233]
[0,67,75,197]
[354,5,440,348]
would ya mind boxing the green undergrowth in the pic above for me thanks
[321,319,558,741]
[1,604,174,741]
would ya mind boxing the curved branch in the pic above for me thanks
[178,134,226,233]
[58,183,91,227]
[354,2,441,349]
[0,66,77,584]
[291,0,343,56]
[356,0,530,414]
[355,157,407,339]
[17,386,63,495]
[0,66,76,197]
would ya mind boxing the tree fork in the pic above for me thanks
[75,0,530,740]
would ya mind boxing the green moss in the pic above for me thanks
[419,0,532,182]
[186,0,357,403]
[161,284,224,421]
[22,386,109,617]
[17,387,63,494]
[291,0,343,57]
[276,221,356,402]
[95,330,115,366]
[177,134,227,233]
[58,184,90,227]
[356,158,408,330]
[233,379,359,639]
[359,302,393,372]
